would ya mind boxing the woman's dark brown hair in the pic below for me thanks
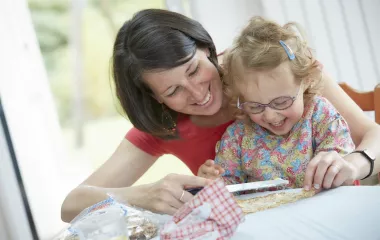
[112,9,222,139]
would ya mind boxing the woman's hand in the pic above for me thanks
[129,174,211,215]
[304,151,359,190]
[197,160,225,180]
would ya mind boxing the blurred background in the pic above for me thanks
[27,0,192,185]
[0,0,379,239]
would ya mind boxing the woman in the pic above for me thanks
[61,9,380,222]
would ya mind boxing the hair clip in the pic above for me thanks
[279,40,295,60]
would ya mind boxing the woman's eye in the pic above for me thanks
[167,86,183,97]
[189,65,199,77]
[167,88,177,97]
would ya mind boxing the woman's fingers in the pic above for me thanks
[312,152,332,189]
[334,162,357,187]
[304,152,324,190]
[171,174,211,187]
[173,190,186,205]
[331,169,348,188]
[151,176,195,215]
[178,190,194,203]
[155,201,178,215]
[304,151,357,191]
[166,206,178,216]
[322,162,342,189]
[166,175,209,214]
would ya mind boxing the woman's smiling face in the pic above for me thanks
[144,48,224,116]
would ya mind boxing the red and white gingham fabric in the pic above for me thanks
[160,178,245,240]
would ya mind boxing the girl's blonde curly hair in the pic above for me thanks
[223,16,323,119]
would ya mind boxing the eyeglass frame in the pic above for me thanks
[236,85,302,114]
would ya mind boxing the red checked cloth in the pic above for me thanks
[160,178,245,240]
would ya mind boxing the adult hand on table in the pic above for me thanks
[130,174,211,215]
[304,151,359,191]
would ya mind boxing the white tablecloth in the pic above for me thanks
[152,186,380,240]
[232,186,380,240]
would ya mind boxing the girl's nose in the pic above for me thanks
[262,107,279,122]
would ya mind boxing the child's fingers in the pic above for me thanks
[207,163,224,176]
[198,160,224,178]
[214,165,225,174]
[206,167,221,177]
[198,170,218,180]
[204,159,215,166]
[203,160,218,173]
[211,167,225,176]
[197,170,207,178]
[199,165,216,176]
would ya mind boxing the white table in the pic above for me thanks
[232,186,380,240]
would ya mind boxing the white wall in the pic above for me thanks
[262,0,380,90]
[188,0,264,53]
[187,0,380,91]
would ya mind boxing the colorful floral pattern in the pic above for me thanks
[215,96,355,188]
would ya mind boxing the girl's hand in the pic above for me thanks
[129,174,211,215]
[197,160,225,180]
[304,151,358,191]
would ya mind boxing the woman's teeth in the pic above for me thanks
[197,91,211,105]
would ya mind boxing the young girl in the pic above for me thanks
[208,17,355,188]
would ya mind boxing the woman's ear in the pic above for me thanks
[200,47,210,57]
[206,48,211,57]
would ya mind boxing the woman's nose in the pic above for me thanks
[187,82,207,103]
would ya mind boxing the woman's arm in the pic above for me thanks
[61,139,210,222]
[321,73,380,179]
[61,139,157,222]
